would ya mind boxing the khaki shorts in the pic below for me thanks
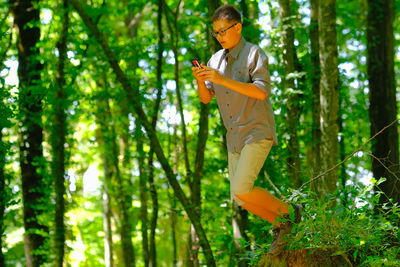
[228,138,273,205]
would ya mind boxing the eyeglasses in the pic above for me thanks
[212,23,238,38]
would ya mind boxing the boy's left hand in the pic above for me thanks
[197,64,225,85]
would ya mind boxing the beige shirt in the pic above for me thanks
[206,37,277,153]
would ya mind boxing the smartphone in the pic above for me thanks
[191,59,203,68]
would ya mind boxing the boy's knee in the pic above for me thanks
[231,181,253,197]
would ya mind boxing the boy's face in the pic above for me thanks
[212,19,242,51]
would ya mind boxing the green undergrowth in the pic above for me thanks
[249,178,400,266]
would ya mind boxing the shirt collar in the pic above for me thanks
[224,37,246,60]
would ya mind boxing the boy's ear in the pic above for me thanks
[236,23,242,34]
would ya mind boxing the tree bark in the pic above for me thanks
[137,132,149,267]
[69,1,215,265]
[309,0,321,177]
[95,88,115,267]
[52,1,68,266]
[0,59,11,267]
[147,1,164,265]
[0,120,6,267]
[366,0,400,205]
[11,0,49,265]
[102,186,114,267]
[279,0,302,188]
[313,0,339,196]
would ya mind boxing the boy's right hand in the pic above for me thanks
[192,63,208,83]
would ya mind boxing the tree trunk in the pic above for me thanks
[69,1,216,265]
[366,0,400,205]
[11,0,49,265]
[310,0,321,178]
[313,0,339,196]
[279,0,302,188]
[102,186,114,267]
[147,1,164,265]
[95,90,115,267]
[232,201,250,267]
[137,132,149,267]
[310,0,321,180]
[171,123,179,267]
[52,1,68,266]
[0,61,11,267]
[0,123,5,267]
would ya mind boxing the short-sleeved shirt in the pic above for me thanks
[205,37,277,153]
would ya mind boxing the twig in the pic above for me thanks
[299,118,399,190]
[264,170,286,200]
[367,151,400,182]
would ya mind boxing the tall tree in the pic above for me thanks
[366,0,400,204]
[95,83,115,267]
[0,15,13,264]
[147,0,164,265]
[279,0,302,187]
[312,0,339,196]
[11,0,49,265]
[309,0,321,178]
[0,130,4,267]
[0,83,11,267]
[52,1,69,265]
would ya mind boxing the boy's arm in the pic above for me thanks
[193,64,215,104]
[197,80,214,104]
[218,78,266,100]
[198,65,266,100]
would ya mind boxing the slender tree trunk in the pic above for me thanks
[0,63,11,267]
[95,90,115,267]
[231,201,250,267]
[0,126,5,267]
[366,0,400,205]
[102,187,114,267]
[69,1,215,264]
[279,0,302,188]
[171,122,179,267]
[147,1,165,265]
[52,1,68,266]
[137,133,149,267]
[309,0,321,177]
[314,0,339,196]
[11,0,49,265]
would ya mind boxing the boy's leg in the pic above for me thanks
[230,138,288,223]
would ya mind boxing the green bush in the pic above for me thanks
[249,178,400,266]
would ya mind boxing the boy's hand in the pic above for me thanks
[192,63,225,84]
[192,63,208,83]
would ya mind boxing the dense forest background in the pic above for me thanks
[1,0,400,266]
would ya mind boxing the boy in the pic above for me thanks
[192,4,302,255]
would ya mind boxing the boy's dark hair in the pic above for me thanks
[213,4,242,23]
